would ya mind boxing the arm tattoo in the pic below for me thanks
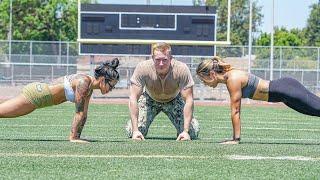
[76,100,85,112]
[71,115,87,138]
[75,78,90,113]
[259,87,269,94]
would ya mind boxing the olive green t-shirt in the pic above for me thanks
[130,59,194,102]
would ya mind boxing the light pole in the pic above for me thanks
[9,0,12,63]
[270,0,274,80]
[55,3,64,65]
[248,0,253,74]
[8,0,13,85]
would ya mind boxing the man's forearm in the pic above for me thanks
[129,99,139,132]
[183,100,194,132]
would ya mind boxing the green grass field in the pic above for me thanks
[0,103,320,179]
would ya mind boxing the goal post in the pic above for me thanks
[77,1,231,57]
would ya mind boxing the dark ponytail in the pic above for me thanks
[94,58,120,81]
[110,58,120,70]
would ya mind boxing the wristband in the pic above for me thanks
[233,137,241,141]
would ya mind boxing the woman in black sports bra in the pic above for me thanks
[196,56,320,144]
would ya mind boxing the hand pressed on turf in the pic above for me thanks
[220,138,240,145]
[132,130,145,141]
[176,131,191,141]
[69,138,90,143]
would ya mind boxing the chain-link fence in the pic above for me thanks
[1,40,320,100]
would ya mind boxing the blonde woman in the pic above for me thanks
[0,58,120,143]
[196,56,320,144]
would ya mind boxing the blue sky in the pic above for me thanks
[97,0,318,33]
[259,0,318,32]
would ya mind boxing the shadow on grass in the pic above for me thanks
[0,138,68,142]
[0,138,128,143]
[145,136,177,140]
[241,141,320,146]
[91,139,128,143]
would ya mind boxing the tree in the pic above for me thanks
[256,27,304,46]
[206,0,263,45]
[305,2,320,46]
[0,0,78,41]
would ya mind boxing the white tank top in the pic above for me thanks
[64,76,75,102]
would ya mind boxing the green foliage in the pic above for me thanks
[255,2,320,47]
[0,0,78,41]
[256,27,305,46]
[254,27,317,69]
[305,3,320,46]
[253,45,318,69]
[206,0,263,45]
[255,32,270,46]
[275,30,303,46]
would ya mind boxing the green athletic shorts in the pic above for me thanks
[22,82,54,109]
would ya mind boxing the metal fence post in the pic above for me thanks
[279,47,282,78]
[317,47,320,90]
[126,69,129,89]
[90,55,94,76]
[242,46,245,57]
[11,64,14,85]
[51,65,54,81]
[29,41,32,80]
[67,42,69,74]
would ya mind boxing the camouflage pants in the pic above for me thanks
[125,92,200,139]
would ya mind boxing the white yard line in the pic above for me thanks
[227,155,320,161]
[0,135,319,142]
[200,137,320,141]
[1,124,320,132]
[0,152,208,159]
[1,152,319,161]
[210,120,319,125]
[0,135,124,139]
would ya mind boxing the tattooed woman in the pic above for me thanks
[196,56,320,144]
[0,58,120,143]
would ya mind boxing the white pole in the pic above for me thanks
[227,0,231,43]
[77,0,80,41]
[270,0,274,80]
[317,47,320,89]
[248,0,252,74]
[9,0,12,63]
[59,27,61,64]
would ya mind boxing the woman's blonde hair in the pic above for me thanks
[196,56,233,76]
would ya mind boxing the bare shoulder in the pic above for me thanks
[75,74,92,86]
[72,74,92,81]
[50,74,91,86]
[227,70,248,87]
[73,74,93,96]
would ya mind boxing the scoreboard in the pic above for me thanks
[79,4,217,56]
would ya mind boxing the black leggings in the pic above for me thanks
[268,77,320,117]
